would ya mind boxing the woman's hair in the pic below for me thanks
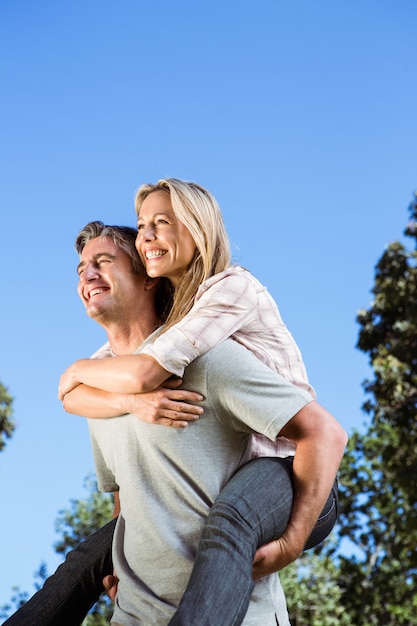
[135,178,231,330]
[75,220,173,322]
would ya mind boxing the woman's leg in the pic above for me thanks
[3,518,115,626]
[169,457,338,626]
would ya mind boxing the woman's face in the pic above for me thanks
[136,190,197,287]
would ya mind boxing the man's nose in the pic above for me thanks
[82,263,100,281]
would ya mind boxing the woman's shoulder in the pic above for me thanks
[198,265,255,293]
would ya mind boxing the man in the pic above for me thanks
[6,221,346,625]
[66,221,346,626]
[3,225,204,626]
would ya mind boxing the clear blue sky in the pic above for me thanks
[1,0,416,611]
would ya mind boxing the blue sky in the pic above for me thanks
[1,0,416,611]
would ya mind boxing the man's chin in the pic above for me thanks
[86,305,101,319]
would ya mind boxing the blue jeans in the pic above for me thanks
[168,457,338,625]
[4,457,337,626]
[3,519,115,626]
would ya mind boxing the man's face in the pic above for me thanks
[77,236,145,321]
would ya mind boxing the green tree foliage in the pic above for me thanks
[0,564,48,621]
[336,192,417,625]
[55,475,113,553]
[54,475,115,625]
[0,382,14,451]
[1,476,114,624]
[281,546,354,626]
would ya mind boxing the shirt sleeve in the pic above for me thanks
[88,422,119,493]
[205,340,313,441]
[140,270,258,377]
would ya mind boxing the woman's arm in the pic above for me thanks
[62,381,204,427]
[58,269,256,399]
[58,354,172,399]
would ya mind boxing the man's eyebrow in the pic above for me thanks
[76,252,117,274]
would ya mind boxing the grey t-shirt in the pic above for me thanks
[88,338,312,625]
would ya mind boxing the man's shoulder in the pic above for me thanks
[197,338,249,360]
[193,339,312,400]
[191,338,267,376]
[90,341,112,359]
[182,339,252,385]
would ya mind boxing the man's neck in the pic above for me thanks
[104,316,160,356]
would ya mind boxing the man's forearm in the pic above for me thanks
[285,437,343,553]
[279,401,347,554]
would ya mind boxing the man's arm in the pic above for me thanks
[252,400,347,578]
[62,382,204,428]
[102,492,120,603]
[112,491,120,517]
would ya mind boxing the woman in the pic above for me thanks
[60,179,314,457]
[60,179,339,625]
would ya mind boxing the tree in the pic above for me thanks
[336,192,417,625]
[54,474,115,625]
[0,476,114,625]
[0,564,49,621]
[281,545,354,626]
[0,381,14,451]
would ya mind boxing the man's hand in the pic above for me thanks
[103,572,119,602]
[124,378,204,428]
[252,533,303,579]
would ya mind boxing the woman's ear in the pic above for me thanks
[144,276,160,291]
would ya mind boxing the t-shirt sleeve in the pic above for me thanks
[88,424,119,493]
[140,272,257,377]
[205,340,313,441]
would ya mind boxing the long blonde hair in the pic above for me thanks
[135,178,231,331]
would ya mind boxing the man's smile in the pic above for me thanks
[87,287,110,300]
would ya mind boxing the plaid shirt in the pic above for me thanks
[142,266,316,459]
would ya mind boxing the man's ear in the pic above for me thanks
[144,276,160,291]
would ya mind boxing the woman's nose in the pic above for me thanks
[139,224,156,240]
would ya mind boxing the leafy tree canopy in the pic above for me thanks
[0,382,14,451]
[54,475,114,626]
[336,192,417,625]
[1,476,114,625]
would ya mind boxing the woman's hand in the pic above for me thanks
[58,361,86,400]
[124,378,204,428]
